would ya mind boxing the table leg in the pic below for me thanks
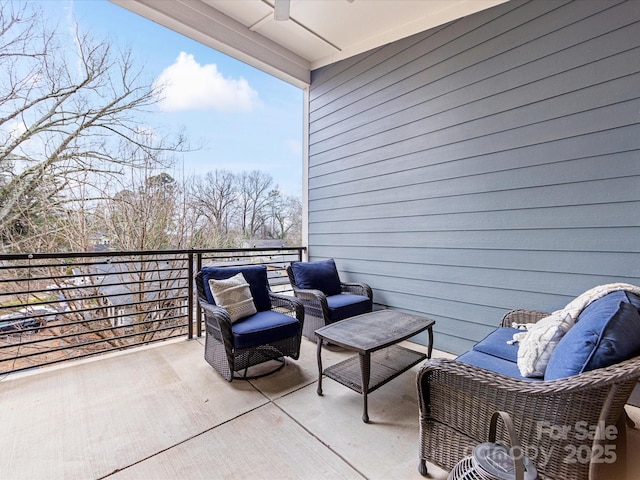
[316,335,324,396]
[427,325,434,359]
[359,352,371,423]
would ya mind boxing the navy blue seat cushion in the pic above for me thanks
[291,259,342,296]
[472,327,521,363]
[326,294,372,322]
[457,350,542,382]
[200,265,271,312]
[232,310,300,349]
[545,291,640,380]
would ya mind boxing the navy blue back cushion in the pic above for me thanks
[472,327,521,363]
[200,265,271,312]
[545,291,640,380]
[291,259,342,296]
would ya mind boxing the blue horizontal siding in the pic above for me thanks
[307,0,640,355]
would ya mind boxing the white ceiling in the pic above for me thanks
[111,0,509,88]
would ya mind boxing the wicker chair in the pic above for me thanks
[417,309,640,480]
[286,259,372,340]
[196,265,304,381]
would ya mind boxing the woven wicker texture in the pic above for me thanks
[196,270,304,381]
[286,264,373,340]
[324,345,425,393]
[418,309,640,480]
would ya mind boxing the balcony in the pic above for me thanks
[1,248,639,479]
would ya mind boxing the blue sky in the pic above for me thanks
[33,0,304,196]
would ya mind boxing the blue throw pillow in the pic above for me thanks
[545,291,640,380]
[200,265,271,312]
[291,259,342,296]
[472,327,521,363]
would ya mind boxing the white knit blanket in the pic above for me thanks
[511,283,640,377]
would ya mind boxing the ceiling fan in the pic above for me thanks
[273,0,354,22]
[274,0,290,21]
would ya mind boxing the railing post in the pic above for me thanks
[187,252,194,339]
[195,252,203,337]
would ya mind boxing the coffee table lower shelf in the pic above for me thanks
[323,345,426,395]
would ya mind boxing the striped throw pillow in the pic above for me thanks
[208,272,257,323]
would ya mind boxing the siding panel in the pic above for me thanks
[309,0,627,133]
[307,0,640,354]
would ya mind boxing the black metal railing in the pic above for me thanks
[0,247,305,375]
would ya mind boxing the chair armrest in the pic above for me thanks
[417,356,640,479]
[341,282,373,300]
[292,287,327,303]
[292,287,329,311]
[291,287,330,323]
[418,356,640,403]
[198,298,234,343]
[198,299,232,326]
[500,309,550,327]
[269,292,305,323]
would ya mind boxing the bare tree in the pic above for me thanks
[43,160,193,351]
[187,168,302,247]
[0,1,185,252]
[236,170,274,238]
[97,169,179,251]
[191,169,237,239]
[273,193,302,243]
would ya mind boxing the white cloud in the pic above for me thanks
[154,52,259,112]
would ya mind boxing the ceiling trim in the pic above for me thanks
[110,0,511,89]
[110,0,311,88]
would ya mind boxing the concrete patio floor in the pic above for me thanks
[1,336,639,480]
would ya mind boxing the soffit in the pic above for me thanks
[111,0,509,88]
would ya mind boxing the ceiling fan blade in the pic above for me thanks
[274,0,290,21]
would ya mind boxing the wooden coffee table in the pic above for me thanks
[315,309,435,423]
